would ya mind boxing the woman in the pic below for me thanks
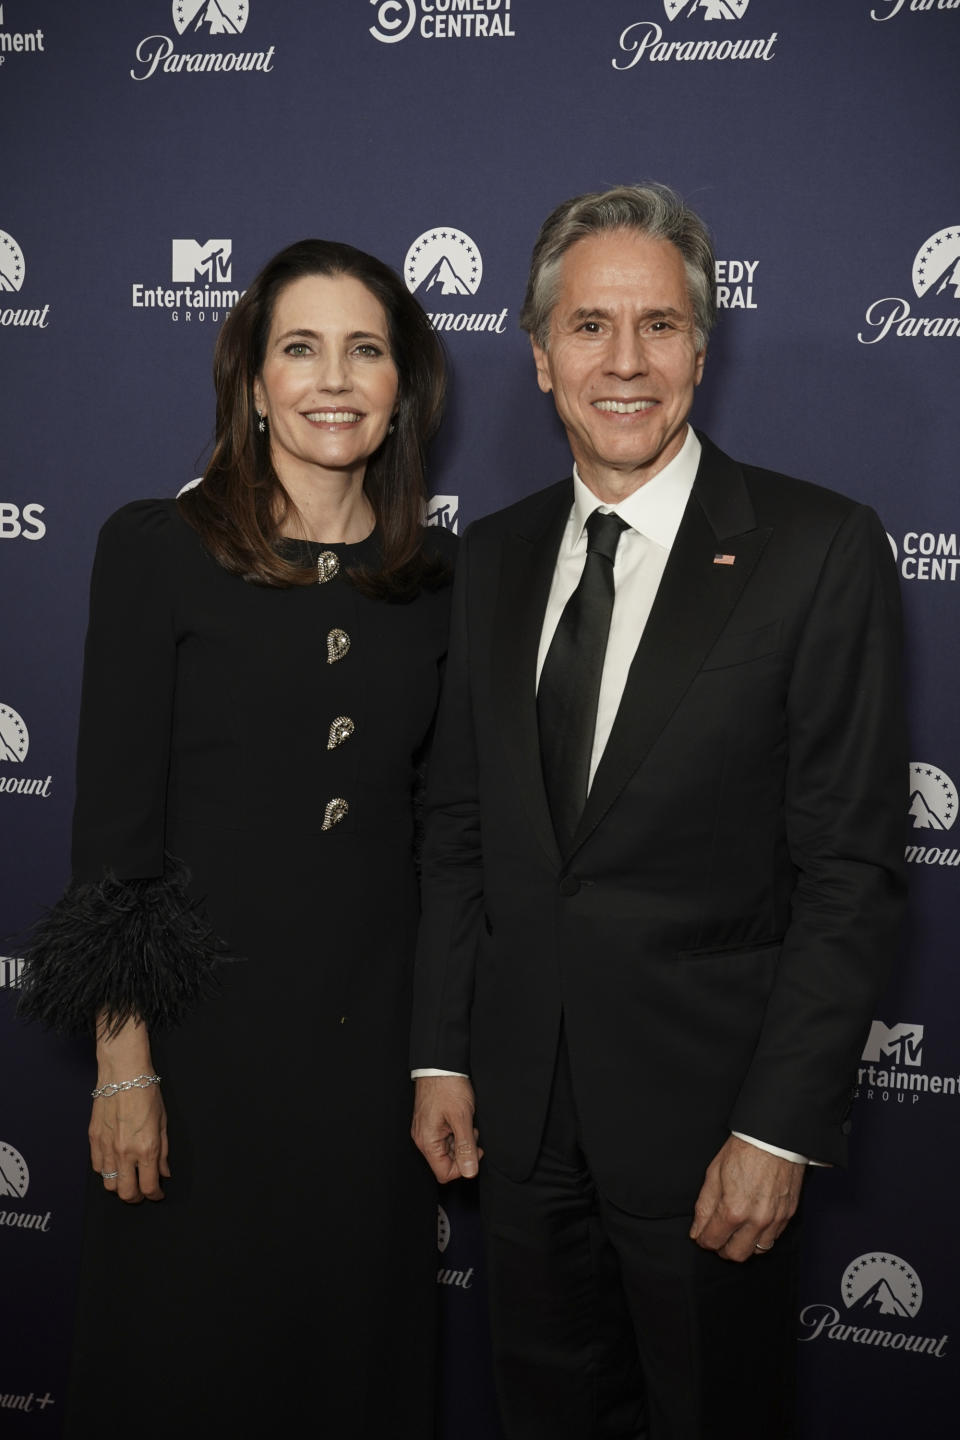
[20,239,455,1436]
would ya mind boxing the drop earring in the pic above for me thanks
[256,409,266,434]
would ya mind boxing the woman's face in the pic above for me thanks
[253,272,399,491]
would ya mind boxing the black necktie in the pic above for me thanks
[537,509,629,854]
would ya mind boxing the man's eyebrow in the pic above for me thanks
[563,305,688,324]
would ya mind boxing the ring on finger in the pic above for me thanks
[754,1242,774,1253]
[101,1170,120,1180]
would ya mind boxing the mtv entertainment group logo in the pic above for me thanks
[132,239,241,322]
[426,495,459,532]
[0,704,53,799]
[799,1252,949,1359]
[0,4,46,63]
[0,230,50,329]
[369,0,516,45]
[405,228,508,336]
[856,1019,960,1106]
[131,1,275,81]
[613,0,778,70]
[904,762,959,868]
[859,226,960,343]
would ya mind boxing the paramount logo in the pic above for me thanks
[131,1,275,80]
[799,1252,949,1360]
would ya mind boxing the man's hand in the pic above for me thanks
[412,1075,482,1183]
[689,1135,804,1263]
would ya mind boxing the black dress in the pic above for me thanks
[23,499,456,1437]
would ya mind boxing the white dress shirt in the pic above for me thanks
[416,426,813,1166]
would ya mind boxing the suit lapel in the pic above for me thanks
[570,437,772,857]
[492,483,571,867]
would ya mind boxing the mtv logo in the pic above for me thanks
[426,495,459,533]
[171,239,232,284]
[862,1020,924,1067]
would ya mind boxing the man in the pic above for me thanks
[411,184,906,1438]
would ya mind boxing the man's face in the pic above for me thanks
[531,229,705,497]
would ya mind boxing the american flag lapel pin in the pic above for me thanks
[713,553,736,566]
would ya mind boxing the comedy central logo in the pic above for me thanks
[404,227,508,336]
[859,225,960,343]
[173,0,248,33]
[369,0,516,43]
[0,703,28,763]
[663,0,750,18]
[0,1141,29,1198]
[909,762,957,831]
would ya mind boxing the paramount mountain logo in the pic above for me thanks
[404,228,507,336]
[173,0,248,34]
[614,0,776,68]
[0,703,28,763]
[0,229,50,329]
[663,0,750,17]
[842,1253,921,1319]
[0,703,52,798]
[0,1141,29,1199]
[437,1204,450,1253]
[856,1019,960,1106]
[0,228,23,292]
[908,762,956,832]
[0,1140,54,1235]
[799,1252,949,1359]
[131,0,275,81]
[859,226,960,343]
[132,239,241,323]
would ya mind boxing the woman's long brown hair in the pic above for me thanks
[179,239,448,598]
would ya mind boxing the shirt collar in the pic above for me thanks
[571,426,701,551]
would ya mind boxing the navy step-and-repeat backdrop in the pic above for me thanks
[2,2,958,1433]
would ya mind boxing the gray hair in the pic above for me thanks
[519,183,717,353]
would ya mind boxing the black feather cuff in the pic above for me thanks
[17,856,231,1037]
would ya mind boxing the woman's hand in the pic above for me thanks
[89,1014,170,1203]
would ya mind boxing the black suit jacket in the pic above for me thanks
[412,433,907,1215]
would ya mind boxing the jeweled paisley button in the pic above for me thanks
[317,551,340,584]
[326,629,350,664]
[327,716,355,750]
[321,797,349,831]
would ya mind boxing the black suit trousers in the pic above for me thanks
[478,1032,799,1440]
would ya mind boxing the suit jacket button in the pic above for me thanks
[559,875,581,897]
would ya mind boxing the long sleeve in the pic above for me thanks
[18,501,225,1035]
[728,502,908,1160]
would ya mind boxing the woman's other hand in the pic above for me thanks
[89,1013,170,1203]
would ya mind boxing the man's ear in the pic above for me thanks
[694,346,707,387]
[530,336,553,395]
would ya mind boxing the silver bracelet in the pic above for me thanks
[91,1073,162,1099]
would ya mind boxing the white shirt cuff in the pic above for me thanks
[732,1131,826,1166]
[411,1068,469,1079]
